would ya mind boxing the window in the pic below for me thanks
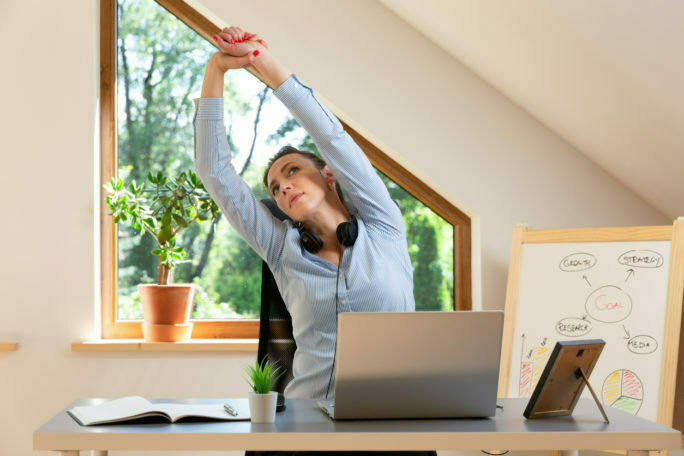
[100,0,471,339]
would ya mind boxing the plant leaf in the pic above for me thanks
[172,213,188,228]
[158,225,172,244]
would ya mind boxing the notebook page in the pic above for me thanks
[156,399,250,421]
[69,396,159,425]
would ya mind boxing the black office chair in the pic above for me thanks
[256,198,297,407]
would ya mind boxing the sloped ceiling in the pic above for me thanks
[379,0,683,219]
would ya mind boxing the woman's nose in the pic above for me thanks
[281,183,293,194]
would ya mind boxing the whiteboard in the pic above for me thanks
[506,240,672,421]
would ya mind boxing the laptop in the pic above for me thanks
[317,310,504,419]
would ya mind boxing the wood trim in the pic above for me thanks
[521,226,673,244]
[99,319,260,339]
[154,0,268,83]
[497,224,529,397]
[100,0,473,340]
[154,0,218,40]
[72,339,258,352]
[100,0,118,339]
[0,342,18,352]
[657,219,684,426]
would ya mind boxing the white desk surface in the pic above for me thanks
[33,398,681,452]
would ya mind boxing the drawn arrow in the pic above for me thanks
[625,269,635,282]
[622,324,631,340]
[582,275,592,287]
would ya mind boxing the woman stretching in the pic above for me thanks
[194,27,415,401]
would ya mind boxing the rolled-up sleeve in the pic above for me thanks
[273,75,405,239]
[193,97,287,266]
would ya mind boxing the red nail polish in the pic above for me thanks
[230,38,234,44]
[253,50,260,57]
[212,35,217,41]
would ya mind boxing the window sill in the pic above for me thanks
[72,339,258,352]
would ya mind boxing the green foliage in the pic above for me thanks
[244,358,284,394]
[377,171,454,311]
[104,169,220,280]
[191,280,245,319]
[409,214,445,310]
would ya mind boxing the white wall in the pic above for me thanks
[0,1,669,455]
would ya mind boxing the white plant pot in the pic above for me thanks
[248,391,278,423]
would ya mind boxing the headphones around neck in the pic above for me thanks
[295,215,358,253]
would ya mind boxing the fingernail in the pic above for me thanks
[230,38,234,44]
[212,35,217,41]
[253,50,260,57]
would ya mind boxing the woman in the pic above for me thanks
[194,26,415,400]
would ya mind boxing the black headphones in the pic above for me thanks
[295,215,358,253]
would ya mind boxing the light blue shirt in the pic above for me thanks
[193,74,414,399]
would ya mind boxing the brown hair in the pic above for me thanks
[263,146,347,206]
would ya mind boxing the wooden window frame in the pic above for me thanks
[99,0,471,340]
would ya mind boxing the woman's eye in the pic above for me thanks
[272,185,279,196]
[288,167,298,175]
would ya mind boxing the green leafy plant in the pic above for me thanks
[245,358,285,394]
[104,170,220,285]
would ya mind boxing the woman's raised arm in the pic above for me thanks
[216,29,405,239]
[194,47,287,266]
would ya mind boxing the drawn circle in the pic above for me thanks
[585,285,632,323]
[602,369,643,415]
[627,335,658,355]
[559,253,597,272]
[556,317,592,337]
[618,250,663,268]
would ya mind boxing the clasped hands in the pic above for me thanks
[210,26,269,73]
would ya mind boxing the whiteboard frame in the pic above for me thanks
[497,220,684,427]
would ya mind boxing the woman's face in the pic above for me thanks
[266,154,333,221]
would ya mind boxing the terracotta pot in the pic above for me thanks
[138,284,196,342]
[141,322,193,342]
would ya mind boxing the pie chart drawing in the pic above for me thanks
[602,369,643,415]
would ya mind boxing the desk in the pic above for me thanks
[33,398,681,456]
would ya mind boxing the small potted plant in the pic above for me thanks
[245,358,284,423]
[104,170,219,342]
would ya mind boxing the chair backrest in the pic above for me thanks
[258,199,296,397]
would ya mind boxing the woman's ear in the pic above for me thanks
[321,165,336,190]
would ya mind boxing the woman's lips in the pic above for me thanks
[289,193,303,207]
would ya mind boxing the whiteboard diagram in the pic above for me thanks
[507,240,671,421]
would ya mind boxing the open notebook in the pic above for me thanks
[67,396,250,426]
